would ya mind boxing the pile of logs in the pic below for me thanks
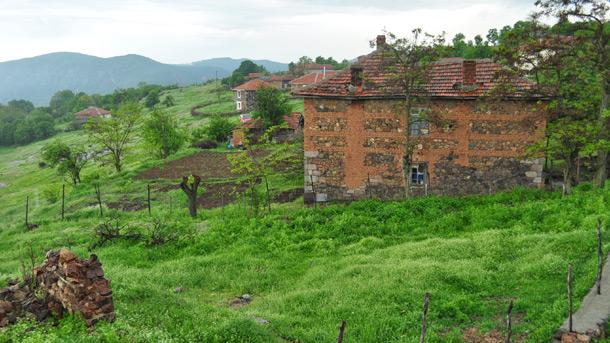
[0,248,115,328]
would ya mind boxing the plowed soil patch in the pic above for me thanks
[136,151,237,180]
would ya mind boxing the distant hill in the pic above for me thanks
[0,53,288,106]
[191,57,288,74]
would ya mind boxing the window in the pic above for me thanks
[411,164,427,185]
[237,102,242,110]
[409,108,430,136]
[236,91,242,99]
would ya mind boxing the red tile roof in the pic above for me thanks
[74,106,111,118]
[269,75,295,81]
[248,72,264,78]
[293,51,538,99]
[237,118,265,129]
[233,79,274,91]
[290,71,338,86]
[304,63,334,71]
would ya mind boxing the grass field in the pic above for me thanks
[0,84,606,342]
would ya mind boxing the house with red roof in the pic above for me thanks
[232,79,276,112]
[293,35,548,203]
[73,106,111,128]
[303,63,334,73]
[289,71,337,92]
[230,112,303,148]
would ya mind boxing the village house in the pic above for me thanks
[269,75,295,90]
[294,35,547,203]
[290,71,337,92]
[230,112,303,148]
[303,63,334,73]
[73,106,111,128]
[232,79,275,112]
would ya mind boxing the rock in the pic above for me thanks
[174,287,185,293]
[253,317,269,325]
[0,183,7,189]
[240,294,252,301]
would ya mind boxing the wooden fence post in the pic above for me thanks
[420,292,430,343]
[147,184,151,215]
[61,184,65,221]
[568,264,573,332]
[337,320,346,343]
[505,300,513,343]
[94,184,103,217]
[597,219,603,295]
[25,196,29,228]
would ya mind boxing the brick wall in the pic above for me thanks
[303,97,547,202]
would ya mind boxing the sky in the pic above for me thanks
[0,0,537,64]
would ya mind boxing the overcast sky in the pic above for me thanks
[0,0,537,64]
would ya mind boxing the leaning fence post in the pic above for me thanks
[25,195,29,228]
[420,292,430,343]
[597,219,603,295]
[505,300,513,343]
[147,184,151,215]
[61,184,65,221]
[337,320,346,343]
[568,264,573,332]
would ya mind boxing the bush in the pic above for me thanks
[200,116,235,142]
[193,139,218,149]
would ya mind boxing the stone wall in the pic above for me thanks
[303,97,547,203]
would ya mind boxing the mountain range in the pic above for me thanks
[0,52,289,106]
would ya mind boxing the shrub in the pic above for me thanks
[193,139,218,149]
[201,116,235,142]
[42,185,61,204]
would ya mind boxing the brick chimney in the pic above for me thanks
[463,60,476,85]
[376,35,386,51]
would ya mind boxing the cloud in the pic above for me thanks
[0,0,536,63]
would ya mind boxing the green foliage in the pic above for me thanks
[0,103,56,146]
[41,140,89,185]
[198,115,235,142]
[85,101,142,172]
[144,90,160,108]
[142,108,186,158]
[162,94,176,107]
[41,184,61,204]
[222,60,266,87]
[252,87,292,128]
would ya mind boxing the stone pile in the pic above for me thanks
[0,248,114,328]
[35,249,115,326]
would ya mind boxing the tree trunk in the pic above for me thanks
[595,82,609,188]
[563,167,572,196]
[180,175,201,218]
[114,153,122,173]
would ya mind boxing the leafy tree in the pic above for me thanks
[252,86,292,128]
[222,60,267,87]
[162,95,176,107]
[374,30,445,197]
[7,100,34,113]
[144,90,160,108]
[41,140,89,185]
[85,101,142,172]
[201,115,235,142]
[49,90,76,118]
[534,0,610,187]
[142,108,186,158]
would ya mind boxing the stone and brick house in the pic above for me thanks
[232,79,275,112]
[269,75,295,90]
[293,35,548,203]
[73,106,111,128]
[230,112,303,148]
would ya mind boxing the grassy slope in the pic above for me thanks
[0,85,605,342]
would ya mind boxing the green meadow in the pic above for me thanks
[0,84,608,342]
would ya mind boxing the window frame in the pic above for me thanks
[408,107,430,137]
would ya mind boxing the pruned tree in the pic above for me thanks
[372,30,445,197]
[41,140,89,185]
[180,174,202,218]
[85,101,142,172]
[534,0,610,187]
